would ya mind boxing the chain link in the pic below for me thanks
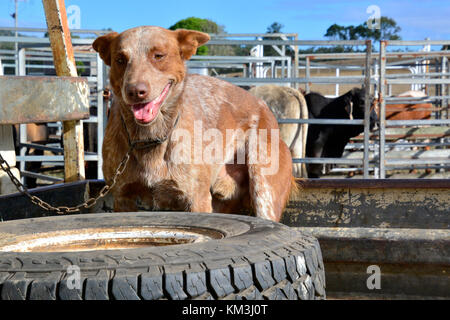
[0,110,178,215]
[0,147,133,215]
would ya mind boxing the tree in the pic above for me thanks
[0,30,15,50]
[369,17,401,41]
[263,22,296,58]
[324,24,348,40]
[267,22,284,34]
[169,17,232,55]
[325,16,401,41]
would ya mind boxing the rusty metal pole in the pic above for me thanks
[14,0,19,76]
[42,0,85,182]
[293,34,299,90]
[363,40,372,179]
[379,41,387,179]
[305,56,311,93]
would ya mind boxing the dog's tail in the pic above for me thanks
[289,176,303,201]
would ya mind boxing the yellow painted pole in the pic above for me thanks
[42,0,85,182]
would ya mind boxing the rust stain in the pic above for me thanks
[0,76,89,124]
[43,0,77,76]
[295,179,450,189]
[0,226,224,253]
[378,92,384,105]
[43,0,85,182]
[58,0,76,66]
[285,184,450,229]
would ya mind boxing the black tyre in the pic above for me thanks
[0,212,326,300]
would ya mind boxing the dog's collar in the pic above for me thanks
[120,112,180,150]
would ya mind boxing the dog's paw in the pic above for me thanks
[211,176,238,200]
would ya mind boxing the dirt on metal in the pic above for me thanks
[0,226,224,253]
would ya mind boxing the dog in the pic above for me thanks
[93,26,295,222]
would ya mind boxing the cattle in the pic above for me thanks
[385,91,432,120]
[305,88,378,178]
[249,85,309,177]
[383,91,434,174]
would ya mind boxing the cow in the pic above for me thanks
[305,88,378,178]
[385,91,432,120]
[383,90,434,174]
[249,85,309,177]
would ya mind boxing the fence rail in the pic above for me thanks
[0,27,449,181]
[0,30,106,183]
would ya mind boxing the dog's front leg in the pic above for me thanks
[112,183,140,212]
[190,189,213,213]
[114,196,138,212]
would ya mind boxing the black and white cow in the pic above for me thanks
[305,88,377,178]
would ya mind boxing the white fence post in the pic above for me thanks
[0,59,21,195]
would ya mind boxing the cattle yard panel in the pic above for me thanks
[207,36,449,178]
[290,49,449,178]
[378,40,450,178]
[363,41,372,178]
[1,28,450,183]
[0,28,107,184]
[379,41,387,178]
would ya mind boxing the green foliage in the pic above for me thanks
[169,17,239,56]
[169,17,221,55]
[322,16,402,52]
[76,61,86,75]
[170,17,221,34]
[267,22,284,34]
[325,16,401,41]
[264,22,296,57]
[0,30,15,50]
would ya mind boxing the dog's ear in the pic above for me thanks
[93,32,119,66]
[174,29,210,60]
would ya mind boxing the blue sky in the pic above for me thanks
[1,0,449,40]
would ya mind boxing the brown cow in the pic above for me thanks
[385,91,432,120]
[383,91,434,174]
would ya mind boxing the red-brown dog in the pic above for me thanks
[93,26,295,222]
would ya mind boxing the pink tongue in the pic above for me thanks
[132,101,158,123]
[131,83,171,123]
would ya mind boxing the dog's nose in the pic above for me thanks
[126,83,149,101]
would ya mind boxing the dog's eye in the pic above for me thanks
[154,53,166,61]
[116,55,127,65]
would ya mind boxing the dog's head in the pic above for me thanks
[93,26,210,126]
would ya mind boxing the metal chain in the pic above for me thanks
[0,109,178,215]
[0,146,133,215]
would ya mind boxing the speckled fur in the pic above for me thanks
[93,26,294,221]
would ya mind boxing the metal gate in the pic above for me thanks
[1,28,449,182]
